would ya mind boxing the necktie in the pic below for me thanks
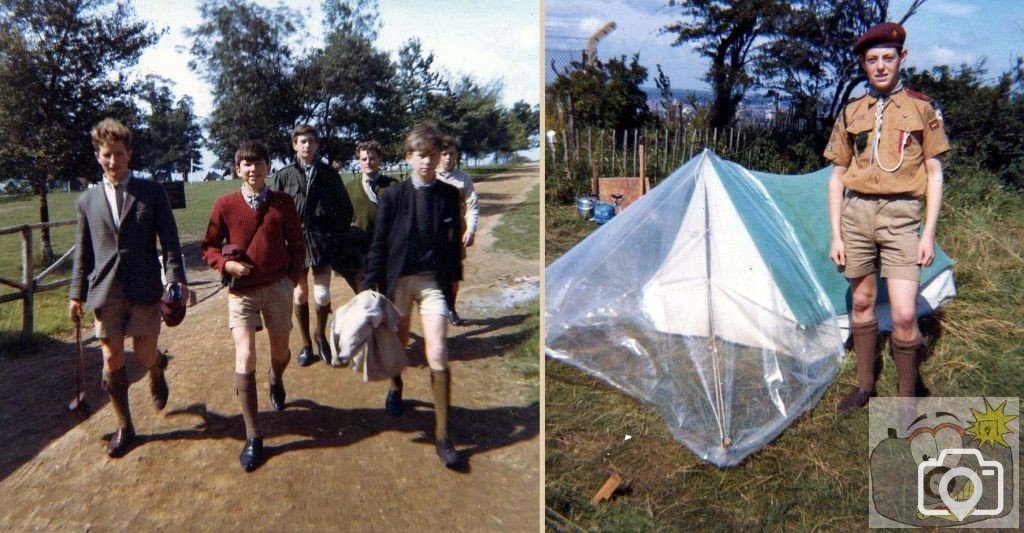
[115,183,125,220]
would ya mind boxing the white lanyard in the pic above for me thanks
[871,95,906,173]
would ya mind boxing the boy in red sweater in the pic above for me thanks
[201,141,305,471]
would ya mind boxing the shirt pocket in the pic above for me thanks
[889,113,925,166]
[845,116,873,169]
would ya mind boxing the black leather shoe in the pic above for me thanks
[435,438,460,468]
[448,311,465,326]
[150,373,169,411]
[838,387,875,414]
[317,336,332,364]
[239,437,264,472]
[297,345,315,367]
[385,389,403,416]
[269,377,286,411]
[107,426,136,458]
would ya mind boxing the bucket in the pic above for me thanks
[592,202,615,224]
[574,195,594,220]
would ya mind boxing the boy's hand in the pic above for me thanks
[68,299,83,323]
[917,235,935,266]
[225,261,253,278]
[829,238,846,267]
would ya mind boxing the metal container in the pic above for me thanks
[575,194,594,220]
[592,202,615,224]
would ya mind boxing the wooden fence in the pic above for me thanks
[0,219,76,341]
[546,123,809,201]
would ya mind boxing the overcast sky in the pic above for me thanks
[129,0,540,172]
[546,0,1024,91]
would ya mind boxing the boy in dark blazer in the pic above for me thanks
[68,118,187,457]
[362,122,464,468]
[273,124,354,367]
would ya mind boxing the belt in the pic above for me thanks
[846,191,920,201]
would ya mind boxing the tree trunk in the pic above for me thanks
[39,179,55,265]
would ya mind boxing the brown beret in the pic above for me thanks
[853,22,906,55]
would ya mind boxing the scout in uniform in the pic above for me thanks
[824,22,950,412]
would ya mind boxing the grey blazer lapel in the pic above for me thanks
[94,185,118,232]
[119,180,138,228]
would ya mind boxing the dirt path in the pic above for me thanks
[0,164,540,531]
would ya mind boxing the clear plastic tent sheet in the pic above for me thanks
[545,150,845,467]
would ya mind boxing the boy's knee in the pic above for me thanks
[313,284,331,307]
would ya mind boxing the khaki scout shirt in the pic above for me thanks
[824,87,950,197]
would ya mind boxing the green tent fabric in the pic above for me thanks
[745,162,954,321]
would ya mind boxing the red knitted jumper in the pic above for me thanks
[201,190,305,292]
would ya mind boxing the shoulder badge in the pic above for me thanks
[905,88,934,103]
[907,87,944,127]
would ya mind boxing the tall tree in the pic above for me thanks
[292,21,404,163]
[395,38,449,125]
[548,53,652,132]
[187,0,301,164]
[756,0,926,127]
[0,0,159,262]
[322,0,381,41]
[662,0,789,129]
[132,76,203,181]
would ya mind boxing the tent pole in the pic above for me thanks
[701,156,729,448]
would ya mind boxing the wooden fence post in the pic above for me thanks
[21,227,33,341]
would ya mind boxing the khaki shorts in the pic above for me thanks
[840,193,922,281]
[94,279,161,339]
[227,276,294,333]
[392,273,449,317]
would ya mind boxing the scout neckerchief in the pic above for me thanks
[868,80,910,173]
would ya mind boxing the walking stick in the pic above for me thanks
[68,316,90,415]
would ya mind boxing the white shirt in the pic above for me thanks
[436,168,479,237]
[102,173,131,228]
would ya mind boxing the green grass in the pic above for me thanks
[543,169,1024,530]
[505,299,540,401]
[464,163,518,182]
[493,182,540,260]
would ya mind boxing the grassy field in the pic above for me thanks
[494,183,540,260]
[489,179,541,396]
[0,163,524,354]
[544,170,1024,530]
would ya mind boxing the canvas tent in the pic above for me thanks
[545,150,956,467]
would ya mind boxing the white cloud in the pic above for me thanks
[916,44,976,67]
[928,0,980,17]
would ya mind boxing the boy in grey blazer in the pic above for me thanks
[68,118,187,457]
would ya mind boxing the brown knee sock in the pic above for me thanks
[235,372,261,439]
[315,304,331,343]
[891,336,921,397]
[431,369,450,441]
[270,354,288,386]
[103,366,133,430]
[851,320,879,391]
[390,375,403,393]
[450,282,459,311]
[294,303,312,348]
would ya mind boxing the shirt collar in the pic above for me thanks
[867,80,905,107]
[410,176,436,190]
[104,173,131,189]
[241,184,268,201]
